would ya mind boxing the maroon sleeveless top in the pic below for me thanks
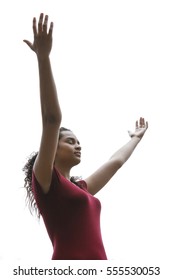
[32,168,107,260]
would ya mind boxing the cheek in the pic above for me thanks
[57,144,73,155]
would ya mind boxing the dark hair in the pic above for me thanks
[23,127,80,218]
[23,151,39,217]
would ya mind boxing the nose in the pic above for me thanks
[75,144,81,151]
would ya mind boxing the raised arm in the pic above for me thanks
[24,13,62,193]
[85,117,148,195]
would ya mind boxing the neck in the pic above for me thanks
[54,163,71,180]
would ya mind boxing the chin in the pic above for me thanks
[73,158,81,166]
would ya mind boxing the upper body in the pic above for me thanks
[32,167,107,260]
[24,13,148,260]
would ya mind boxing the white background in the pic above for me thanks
[0,0,173,278]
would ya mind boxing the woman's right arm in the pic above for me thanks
[24,13,62,193]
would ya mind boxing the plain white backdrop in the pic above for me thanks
[0,0,173,278]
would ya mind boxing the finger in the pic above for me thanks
[139,117,143,128]
[48,21,54,36]
[128,130,133,137]
[143,118,146,127]
[142,117,145,127]
[33,17,37,36]
[43,14,48,34]
[146,121,148,129]
[38,13,44,34]
[136,120,138,129]
[23,40,32,48]
[141,117,145,128]
[23,40,35,52]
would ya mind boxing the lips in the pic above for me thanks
[74,152,81,157]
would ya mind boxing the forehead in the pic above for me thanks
[60,130,79,140]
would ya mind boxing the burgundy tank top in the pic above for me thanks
[32,167,107,260]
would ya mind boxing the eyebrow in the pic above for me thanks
[66,137,80,145]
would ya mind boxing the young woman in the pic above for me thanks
[23,13,148,260]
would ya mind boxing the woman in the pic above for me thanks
[23,13,148,260]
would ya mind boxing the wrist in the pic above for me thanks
[131,135,141,141]
[37,54,50,62]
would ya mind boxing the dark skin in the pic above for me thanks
[24,13,148,195]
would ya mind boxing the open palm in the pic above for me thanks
[128,117,148,140]
[23,13,53,58]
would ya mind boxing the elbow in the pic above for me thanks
[43,111,62,126]
[116,159,124,169]
[110,158,124,171]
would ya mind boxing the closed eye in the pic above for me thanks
[66,138,74,144]
[66,137,76,144]
[66,137,80,145]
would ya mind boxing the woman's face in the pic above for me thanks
[56,131,81,166]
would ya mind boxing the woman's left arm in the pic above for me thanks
[85,117,148,195]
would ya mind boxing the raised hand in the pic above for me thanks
[128,117,148,140]
[23,13,53,59]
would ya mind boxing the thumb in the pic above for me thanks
[23,40,34,51]
[128,130,133,138]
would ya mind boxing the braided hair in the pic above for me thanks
[22,127,80,218]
